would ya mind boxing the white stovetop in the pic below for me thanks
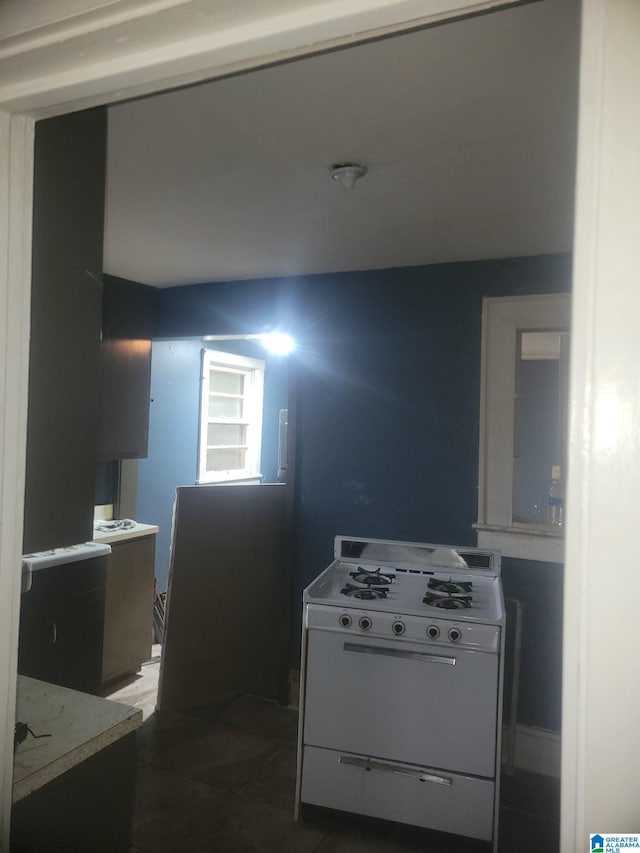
[304,559,504,625]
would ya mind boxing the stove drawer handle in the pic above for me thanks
[343,641,456,666]
[338,755,452,787]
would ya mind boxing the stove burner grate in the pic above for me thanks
[423,592,472,609]
[428,578,472,595]
[349,567,396,586]
[341,583,389,600]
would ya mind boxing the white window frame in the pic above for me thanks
[197,349,265,484]
[475,293,570,563]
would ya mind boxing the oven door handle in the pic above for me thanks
[338,755,453,787]
[343,641,456,666]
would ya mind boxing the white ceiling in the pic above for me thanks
[103,0,580,288]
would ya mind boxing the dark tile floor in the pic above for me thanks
[128,694,560,853]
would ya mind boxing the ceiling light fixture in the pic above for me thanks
[330,162,367,190]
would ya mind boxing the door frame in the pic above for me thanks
[0,3,527,840]
[560,0,640,844]
[3,1,640,849]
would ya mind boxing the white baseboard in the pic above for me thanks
[503,723,561,778]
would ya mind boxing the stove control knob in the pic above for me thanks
[359,616,372,631]
[448,627,462,643]
[426,625,440,640]
[339,614,352,628]
[392,620,406,636]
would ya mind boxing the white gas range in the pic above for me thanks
[295,536,505,849]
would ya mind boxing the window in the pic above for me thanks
[475,294,570,562]
[512,330,570,525]
[198,349,265,484]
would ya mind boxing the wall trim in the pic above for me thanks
[0,109,33,846]
[476,525,565,564]
[0,0,523,116]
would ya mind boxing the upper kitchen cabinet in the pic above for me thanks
[97,276,155,460]
[23,109,107,555]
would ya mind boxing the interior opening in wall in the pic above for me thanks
[8,1,580,844]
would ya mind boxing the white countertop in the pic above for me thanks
[21,541,113,594]
[13,676,142,802]
[93,522,159,545]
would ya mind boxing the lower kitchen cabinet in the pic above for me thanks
[18,557,107,695]
[102,535,155,687]
[12,676,141,853]
[12,732,137,853]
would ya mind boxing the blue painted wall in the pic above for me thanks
[136,338,288,589]
[136,339,201,591]
[151,254,571,731]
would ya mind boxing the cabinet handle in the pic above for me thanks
[49,622,57,645]
[338,755,452,786]
[343,641,456,666]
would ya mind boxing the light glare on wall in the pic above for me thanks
[259,332,295,355]
[203,331,295,355]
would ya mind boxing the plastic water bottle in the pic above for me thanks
[547,465,564,526]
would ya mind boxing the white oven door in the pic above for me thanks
[303,627,499,778]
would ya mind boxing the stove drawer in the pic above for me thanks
[303,628,499,777]
[300,745,495,841]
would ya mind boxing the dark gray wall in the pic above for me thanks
[25,109,106,553]
[153,254,571,731]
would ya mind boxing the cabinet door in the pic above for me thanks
[102,537,155,685]
[18,558,107,695]
[23,108,106,553]
[55,587,106,696]
[97,338,152,459]
[97,276,155,460]
[11,733,137,853]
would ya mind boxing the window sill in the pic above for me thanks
[474,523,564,564]
[196,474,262,486]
